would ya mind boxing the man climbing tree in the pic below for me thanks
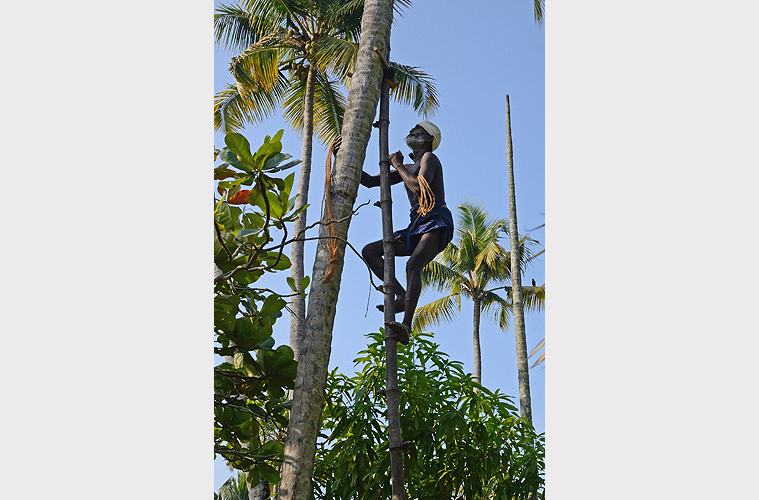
[358,121,454,344]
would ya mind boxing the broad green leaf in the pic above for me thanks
[242,212,265,230]
[260,294,286,317]
[232,316,272,350]
[214,202,234,229]
[262,152,288,171]
[246,470,260,488]
[225,133,257,172]
[214,165,237,180]
[266,158,301,173]
[257,337,275,350]
[258,462,280,484]
[257,439,284,457]
[214,298,237,334]
[219,147,252,173]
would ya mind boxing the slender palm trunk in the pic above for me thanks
[289,65,316,362]
[472,298,482,386]
[505,94,532,424]
[278,2,394,499]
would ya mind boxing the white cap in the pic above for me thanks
[416,120,441,151]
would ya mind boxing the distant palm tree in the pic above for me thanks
[413,202,545,385]
[216,472,249,500]
[214,0,439,359]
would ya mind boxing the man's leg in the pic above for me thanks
[402,230,442,330]
[362,238,408,311]
[385,230,442,344]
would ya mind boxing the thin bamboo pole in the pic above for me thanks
[377,58,406,500]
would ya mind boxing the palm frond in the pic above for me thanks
[473,239,510,283]
[312,36,358,81]
[514,235,538,276]
[522,283,545,313]
[215,4,265,52]
[481,291,512,331]
[389,63,440,118]
[494,283,545,313]
[527,247,544,263]
[421,260,466,294]
[392,0,413,18]
[322,0,362,39]
[242,0,307,29]
[534,0,545,26]
[412,293,461,332]
[214,82,283,133]
[280,72,308,137]
[231,32,289,92]
[311,71,346,145]
[529,337,545,368]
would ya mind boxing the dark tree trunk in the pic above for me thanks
[378,65,406,500]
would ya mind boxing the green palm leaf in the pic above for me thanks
[522,283,545,313]
[312,72,346,145]
[412,293,461,332]
[231,33,289,92]
[215,4,264,53]
[481,291,512,331]
[389,63,440,118]
[215,81,285,133]
[421,260,466,295]
[312,36,358,80]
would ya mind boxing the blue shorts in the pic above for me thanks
[393,204,454,256]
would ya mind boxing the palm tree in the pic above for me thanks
[277,0,398,497]
[412,202,545,385]
[214,0,439,360]
[216,472,250,500]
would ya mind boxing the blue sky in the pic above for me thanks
[214,0,546,490]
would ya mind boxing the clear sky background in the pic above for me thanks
[213,0,546,490]
[4,1,759,499]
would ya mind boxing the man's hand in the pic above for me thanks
[389,151,404,168]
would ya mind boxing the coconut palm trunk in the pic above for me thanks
[278,1,395,499]
[505,94,532,424]
[472,298,482,385]
[289,65,317,361]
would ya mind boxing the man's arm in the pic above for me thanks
[360,169,402,188]
[389,151,436,196]
[334,136,402,188]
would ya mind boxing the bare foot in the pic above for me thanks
[384,321,410,345]
[376,297,405,314]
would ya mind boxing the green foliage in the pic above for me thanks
[216,472,250,500]
[313,331,545,500]
[214,131,306,485]
[214,0,440,140]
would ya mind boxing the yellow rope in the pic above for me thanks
[320,138,343,284]
[416,175,436,217]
